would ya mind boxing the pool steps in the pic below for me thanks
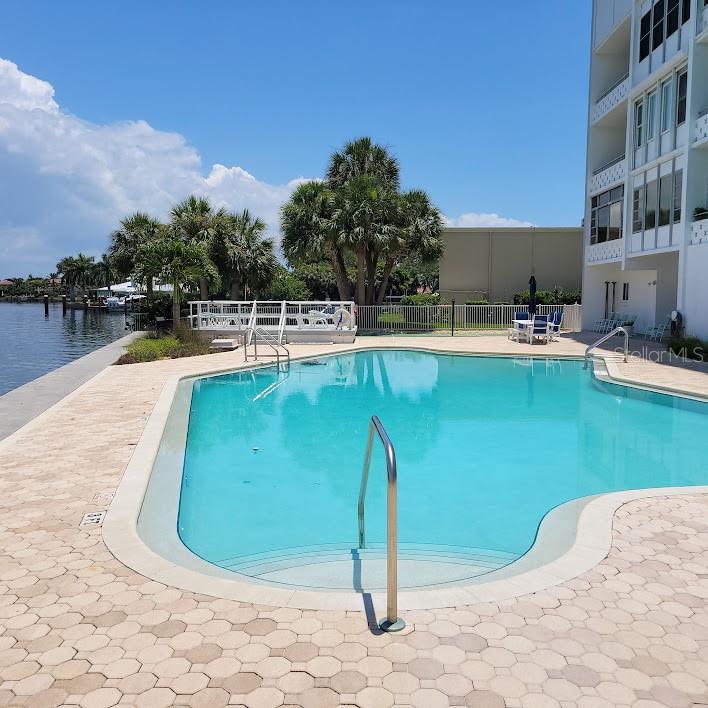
[212,543,521,590]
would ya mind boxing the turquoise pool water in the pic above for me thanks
[178,350,708,582]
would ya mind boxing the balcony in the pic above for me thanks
[691,219,708,245]
[586,239,624,263]
[695,108,708,148]
[591,73,629,124]
[701,4,708,37]
[589,154,626,194]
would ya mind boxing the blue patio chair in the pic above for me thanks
[508,311,530,341]
[548,310,563,340]
[526,315,549,344]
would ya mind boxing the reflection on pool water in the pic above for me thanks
[177,350,708,589]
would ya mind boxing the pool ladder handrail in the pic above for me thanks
[244,326,290,371]
[358,415,405,632]
[584,326,628,368]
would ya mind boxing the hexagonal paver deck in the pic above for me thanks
[2,335,708,707]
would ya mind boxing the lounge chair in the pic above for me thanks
[525,315,549,344]
[645,317,670,341]
[508,311,529,342]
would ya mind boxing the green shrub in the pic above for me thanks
[667,335,707,361]
[400,293,440,306]
[513,288,581,305]
[116,325,212,364]
[465,299,489,305]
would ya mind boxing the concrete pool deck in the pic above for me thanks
[0,331,140,442]
[3,334,708,707]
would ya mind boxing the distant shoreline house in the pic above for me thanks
[583,0,708,336]
[439,227,583,303]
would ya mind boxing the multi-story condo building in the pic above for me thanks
[583,0,708,336]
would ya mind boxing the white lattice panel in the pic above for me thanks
[590,160,626,194]
[591,77,629,123]
[586,239,624,262]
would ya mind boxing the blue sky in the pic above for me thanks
[0,0,591,275]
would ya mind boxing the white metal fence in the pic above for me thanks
[356,303,581,334]
[188,301,356,341]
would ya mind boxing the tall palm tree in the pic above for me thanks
[334,174,401,304]
[73,253,97,295]
[325,138,400,304]
[213,210,276,299]
[108,212,162,293]
[135,231,219,328]
[93,254,114,296]
[56,256,78,301]
[281,181,351,300]
[170,195,227,299]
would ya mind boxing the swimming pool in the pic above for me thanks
[168,349,708,592]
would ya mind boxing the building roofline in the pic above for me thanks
[443,226,582,234]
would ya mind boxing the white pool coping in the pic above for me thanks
[103,346,708,611]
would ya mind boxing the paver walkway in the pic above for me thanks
[2,336,708,707]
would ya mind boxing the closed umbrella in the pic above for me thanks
[528,275,537,317]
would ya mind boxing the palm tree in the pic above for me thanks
[213,210,276,299]
[56,256,78,301]
[135,231,219,328]
[281,181,351,301]
[93,254,114,296]
[108,212,162,293]
[325,138,400,304]
[73,253,97,296]
[334,174,401,304]
[374,190,444,304]
[170,195,227,299]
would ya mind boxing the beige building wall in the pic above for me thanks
[439,227,583,303]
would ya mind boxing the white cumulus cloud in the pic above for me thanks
[0,58,534,276]
[0,58,308,275]
[444,212,535,228]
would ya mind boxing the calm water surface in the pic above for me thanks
[0,302,129,395]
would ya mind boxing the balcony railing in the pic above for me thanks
[595,73,630,103]
[591,73,630,123]
[592,153,626,176]
[589,155,626,194]
[696,109,708,146]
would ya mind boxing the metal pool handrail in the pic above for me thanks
[244,326,290,370]
[584,326,628,368]
[358,416,405,632]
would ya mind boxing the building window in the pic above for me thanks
[652,0,665,51]
[622,283,630,301]
[673,169,683,222]
[647,90,658,140]
[640,0,691,61]
[639,11,652,61]
[661,79,673,132]
[591,186,624,245]
[659,173,672,226]
[667,0,680,36]
[645,179,658,230]
[684,0,692,23]
[676,70,687,125]
[633,187,645,233]
[634,100,644,148]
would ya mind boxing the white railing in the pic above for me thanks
[189,301,357,340]
[591,74,629,123]
[695,111,708,146]
[356,304,582,333]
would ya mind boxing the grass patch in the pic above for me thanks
[116,325,212,364]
